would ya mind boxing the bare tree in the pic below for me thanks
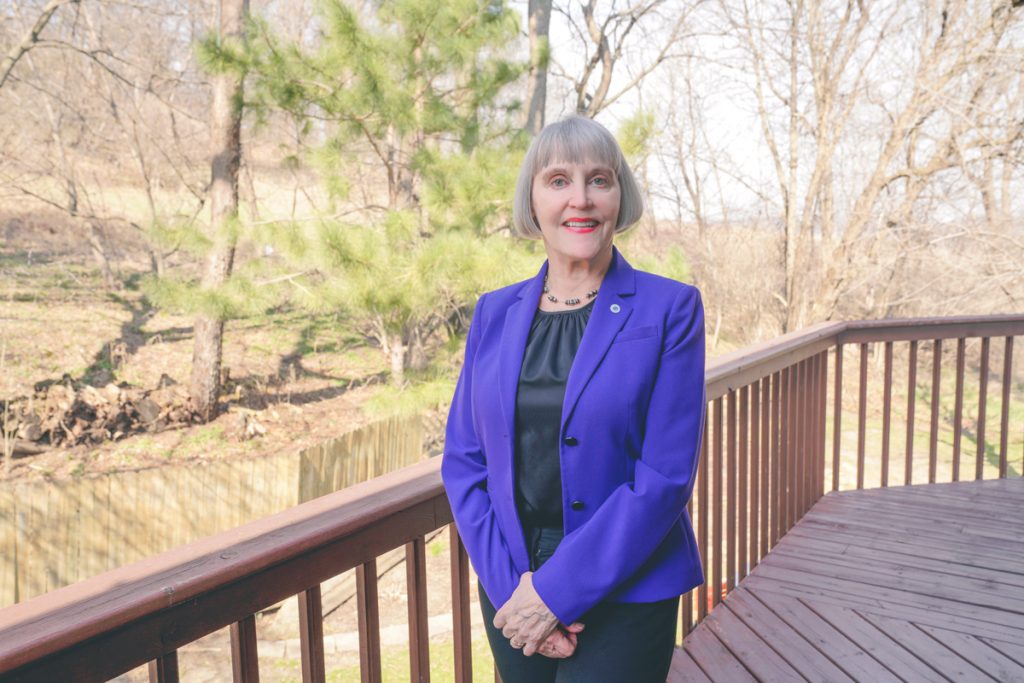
[551,0,702,117]
[525,0,553,134]
[718,0,1024,331]
[190,0,248,422]
[0,0,78,90]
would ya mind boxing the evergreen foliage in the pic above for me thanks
[180,0,539,396]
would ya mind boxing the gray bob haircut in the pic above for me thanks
[512,115,644,238]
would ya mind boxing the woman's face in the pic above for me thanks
[531,159,620,266]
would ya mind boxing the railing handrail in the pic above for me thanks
[0,458,449,678]
[706,314,1024,398]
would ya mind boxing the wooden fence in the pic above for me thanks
[0,414,423,606]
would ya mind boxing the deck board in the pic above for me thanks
[670,478,1024,682]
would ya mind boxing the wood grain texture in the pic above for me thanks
[670,478,1024,682]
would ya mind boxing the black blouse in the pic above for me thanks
[514,299,595,530]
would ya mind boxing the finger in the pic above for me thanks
[493,612,506,629]
[564,621,585,633]
[501,625,517,639]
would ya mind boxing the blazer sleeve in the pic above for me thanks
[440,294,522,608]
[532,285,706,624]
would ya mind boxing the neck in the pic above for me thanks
[545,244,614,290]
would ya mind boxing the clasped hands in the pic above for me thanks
[493,571,585,658]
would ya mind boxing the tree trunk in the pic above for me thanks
[388,335,405,387]
[525,0,552,135]
[190,0,248,422]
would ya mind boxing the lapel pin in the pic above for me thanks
[610,303,621,313]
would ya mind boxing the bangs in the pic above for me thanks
[530,117,624,175]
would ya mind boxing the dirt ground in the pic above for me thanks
[2,216,488,681]
[0,216,409,482]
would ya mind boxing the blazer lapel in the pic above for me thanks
[498,259,548,444]
[561,247,636,430]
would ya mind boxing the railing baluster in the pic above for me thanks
[148,653,179,683]
[882,341,893,488]
[815,356,823,505]
[905,340,918,485]
[357,561,382,683]
[682,494,695,639]
[739,385,749,583]
[761,375,771,559]
[727,390,737,594]
[999,336,1013,479]
[405,538,430,683]
[749,380,761,570]
[802,359,811,516]
[449,525,472,683]
[929,339,942,484]
[697,417,709,621]
[787,364,797,529]
[712,397,723,608]
[771,370,781,548]
[977,337,990,480]
[953,338,966,482]
[298,586,326,683]
[857,343,868,490]
[794,361,805,517]
[832,344,843,492]
[818,350,828,501]
[230,615,260,683]
[781,366,792,534]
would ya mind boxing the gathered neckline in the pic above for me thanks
[535,299,596,317]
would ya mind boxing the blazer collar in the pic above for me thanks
[497,246,637,443]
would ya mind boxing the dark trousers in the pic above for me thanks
[479,526,680,683]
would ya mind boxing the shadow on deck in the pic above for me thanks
[671,477,1024,682]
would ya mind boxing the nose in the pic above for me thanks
[568,181,592,208]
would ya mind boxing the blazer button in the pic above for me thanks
[563,436,579,446]
[570,500,585,511]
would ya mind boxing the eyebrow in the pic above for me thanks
[541,165,615,178]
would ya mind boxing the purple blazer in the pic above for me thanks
[440,246,706,625]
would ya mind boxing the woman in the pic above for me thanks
[441,115,706,682]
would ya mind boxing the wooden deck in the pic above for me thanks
[670,477,1024,682]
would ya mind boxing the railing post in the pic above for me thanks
[953,337,966,482]
[771,371,781,547]
[298,586,326,683]
[857,343,868,490]
[832,344,843,492]
[406,537,431,683]
[738,385,749,584]
[749,380,761,570]
[818,350,828,501]
[929,339,943,484]
[357,561,382,683]
[726,390,737,594]
[905,340,918,486]
[230,615,260,683]
[450,524,473,683]
[999,336,1013,479]
[697,418,709,621]
[712,397,723,609]
[882,341,893,488]
[148,653,179,683]
[977,337,990,480]
[760,376,770,560]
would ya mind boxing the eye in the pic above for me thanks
[550,176,568,188]
[591,175,610,187]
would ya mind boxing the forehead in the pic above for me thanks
[531,127,621,176]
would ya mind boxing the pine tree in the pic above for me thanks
[208,0,534,387]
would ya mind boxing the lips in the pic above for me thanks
[563,218,599,233]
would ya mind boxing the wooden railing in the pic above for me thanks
[0,314,1021,682]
